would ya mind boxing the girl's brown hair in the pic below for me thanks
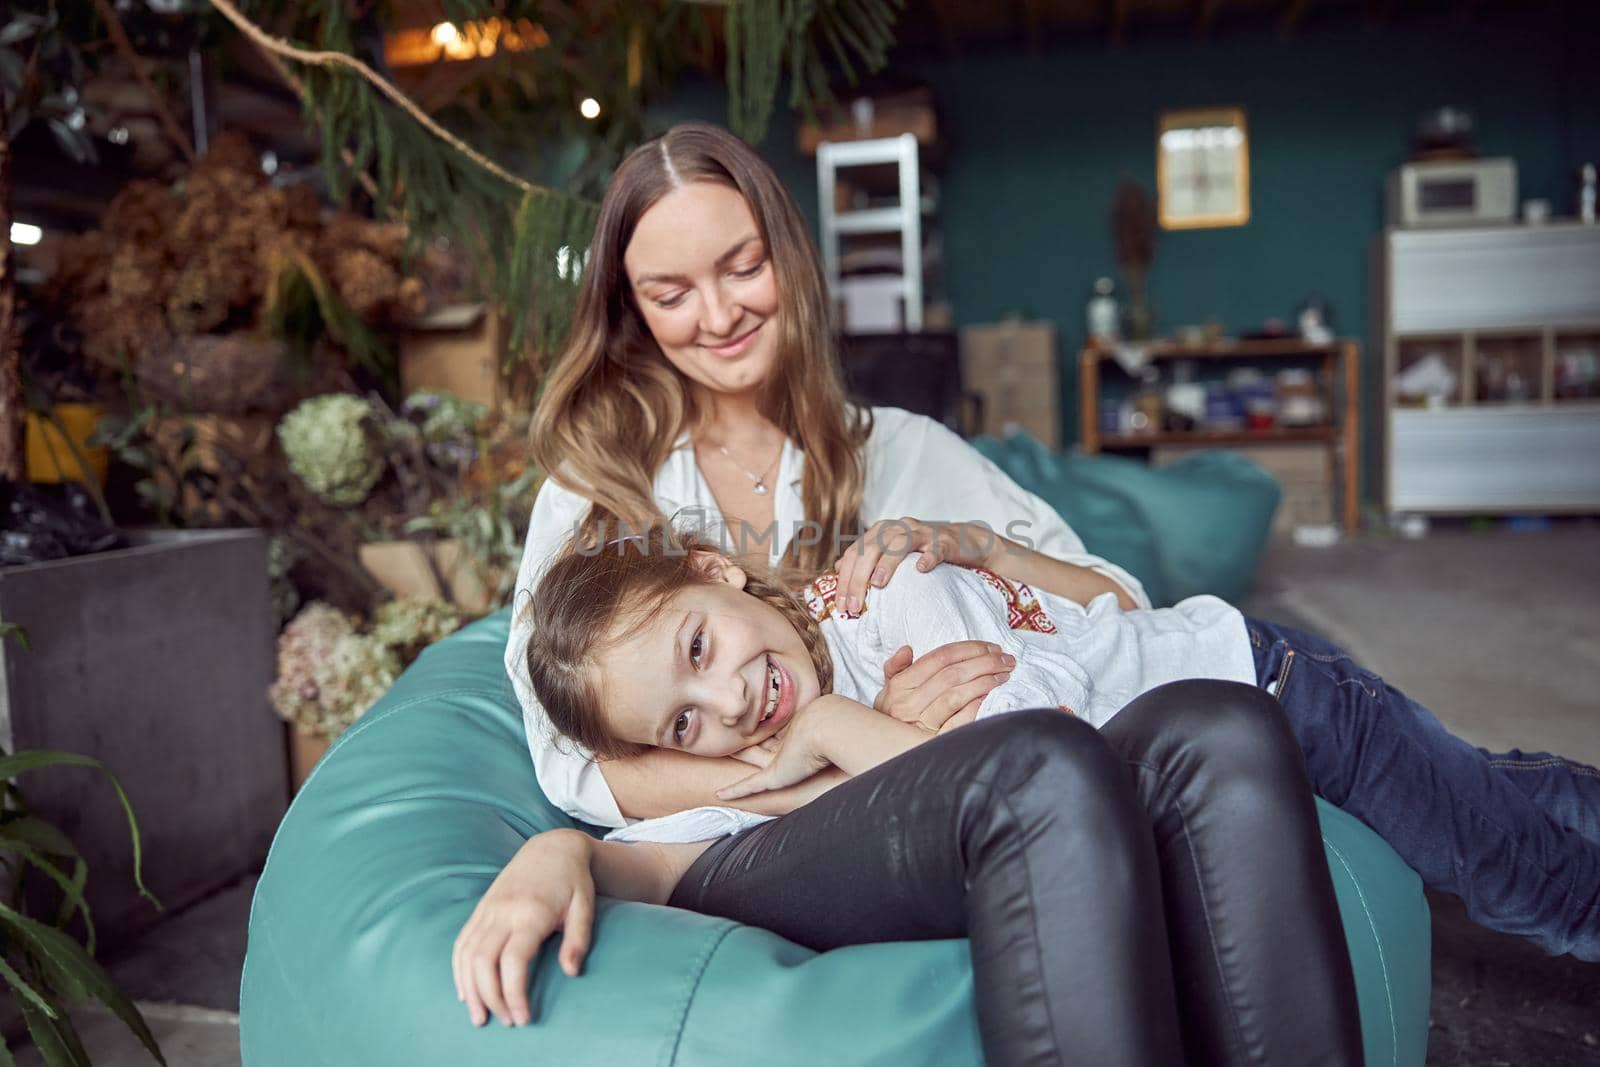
[529,122,870,577]
[526,527,833,759]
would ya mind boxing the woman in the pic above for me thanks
[507,121,1599,960]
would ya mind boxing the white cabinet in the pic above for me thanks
[1376,224,1600,514]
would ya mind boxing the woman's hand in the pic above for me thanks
[453,829,596,1029]
[876,641,1014,731]
[835,518,1011,615]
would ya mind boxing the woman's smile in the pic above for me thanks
[703,321,764,360]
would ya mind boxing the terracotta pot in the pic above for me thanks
[288,725,331,793]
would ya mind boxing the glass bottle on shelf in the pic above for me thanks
[1087,277,1120,347]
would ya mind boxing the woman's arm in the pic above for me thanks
[855,411,1150,610]
[979,533,1139,610]
[838,519,1138,614]
[599,749,847,821]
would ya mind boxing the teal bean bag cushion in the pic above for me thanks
[973,433,1282,607]
[241,610,1431,1066]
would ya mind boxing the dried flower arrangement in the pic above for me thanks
[1111,179,1158,341]
[269,597,464,742]
[47,130,429,415]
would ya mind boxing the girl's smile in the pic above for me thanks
[591,558,820,758]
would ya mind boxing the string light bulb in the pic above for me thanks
[580,97,601,120]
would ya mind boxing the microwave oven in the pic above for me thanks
[1386,158,1517,228]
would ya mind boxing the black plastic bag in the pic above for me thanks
[0,481,126,566]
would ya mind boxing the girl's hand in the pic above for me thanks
[714,701,846,800]
[876,641,1014,731]
[835,518,1010,615]
[453,829,596,1029]
[729,736,780,769]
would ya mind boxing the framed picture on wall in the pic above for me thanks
[1157,107,1250,230]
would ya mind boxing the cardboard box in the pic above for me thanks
[358,539,497,615]
[397,303,526,411]
[1155,443,1332,536]
[839,276,905,333]
[797,89,937,156]
[960,322,1061,449]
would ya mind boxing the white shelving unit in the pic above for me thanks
[816,134,931,331]
[1373,222,1600,516]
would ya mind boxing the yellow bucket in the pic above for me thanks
[25,403,109,486]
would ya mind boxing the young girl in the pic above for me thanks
[455,527,1369,1065]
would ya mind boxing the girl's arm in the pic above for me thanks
[454,828,711,1028]
[715,695,932,800]
[600,749,848,821]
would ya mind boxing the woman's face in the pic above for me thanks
[592,556,820,758]
[623,181,783,400]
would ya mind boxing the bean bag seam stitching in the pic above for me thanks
[663,923,738,1067]
[1324,839,1398,1067]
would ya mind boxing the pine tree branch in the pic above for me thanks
[204,0,545,197]
[240,26,385,206]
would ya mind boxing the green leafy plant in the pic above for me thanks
[0,749,165,1065]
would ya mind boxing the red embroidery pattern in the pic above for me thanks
[973,569,1058,635]
[803,573,843,622]
[802,568,1056,634]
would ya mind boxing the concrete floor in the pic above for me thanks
[31,522,1600,1066]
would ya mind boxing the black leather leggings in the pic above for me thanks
[668,681,1363,1067]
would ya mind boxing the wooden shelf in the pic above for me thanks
[1085,339,1341,360]
[1080,339,1361,532]
[1098,427,1333,449]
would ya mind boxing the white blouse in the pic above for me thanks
[505,407,1151,828]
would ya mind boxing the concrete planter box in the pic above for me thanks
[0,529,286,948]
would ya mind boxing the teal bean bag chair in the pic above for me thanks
[241,610,1431,1066]
[973,433,1281,607]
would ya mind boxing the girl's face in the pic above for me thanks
[593,557,820,758]
[623,181,783,401]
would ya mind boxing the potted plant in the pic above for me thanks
[0,739,164,1064]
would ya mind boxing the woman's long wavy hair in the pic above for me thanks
[530,122,870,578]
[526,527,833,759]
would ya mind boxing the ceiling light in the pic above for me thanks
[10,222,43,246]
[580,97,601,120]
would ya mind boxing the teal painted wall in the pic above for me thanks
[658,10,1599,502]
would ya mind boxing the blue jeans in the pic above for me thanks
[1245,616,1600,961]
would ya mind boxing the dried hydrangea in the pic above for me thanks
[277,394,386,506]
[269,602,400,740]
[370,596,463,654]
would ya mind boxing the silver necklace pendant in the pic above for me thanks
[712,441,777,497]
